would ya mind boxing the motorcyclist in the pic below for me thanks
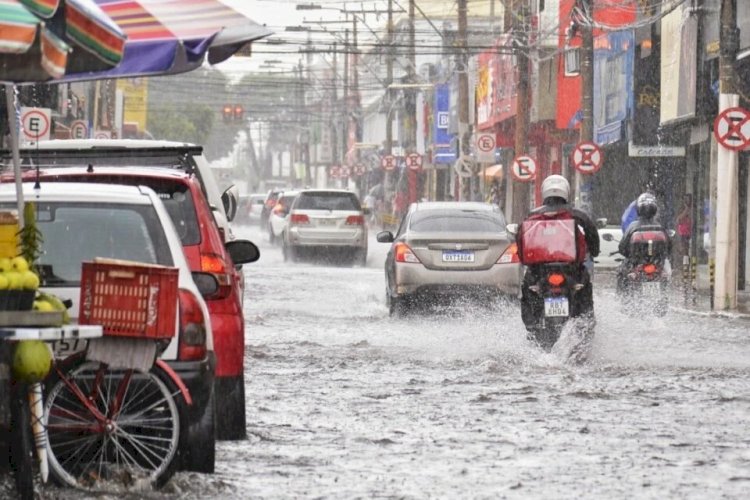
[617,192,672,287]
[517,175,600,323]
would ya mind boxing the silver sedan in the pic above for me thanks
[377,201,521,316]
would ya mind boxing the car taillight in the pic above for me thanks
[290,213,310,225]
[547,273,565,286]
[497,243,519,264]
[346,215,364,225]
[395,242,421,263]
[643,263,657,274]
[200,253,232,299]
[178,289,208,361]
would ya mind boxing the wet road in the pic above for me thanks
[12,223,750,499]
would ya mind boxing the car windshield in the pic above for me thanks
[296,192,361,211]
[0,202,173,286]
[409,210,506,232]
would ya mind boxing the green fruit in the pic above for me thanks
[36,292,70,324]
[0,257,10,273]
[0,274,8,290]
[33,300,54,312]
[12,340,52,383]
[5,271,21,290]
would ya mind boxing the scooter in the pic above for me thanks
[602,230,671,317]
[508,221,595,352]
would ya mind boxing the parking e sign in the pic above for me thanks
[20,107,51,142]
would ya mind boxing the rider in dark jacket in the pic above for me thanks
[618,192,672,258]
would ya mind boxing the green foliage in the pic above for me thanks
[18,202,42,265]
[147,104,215,144]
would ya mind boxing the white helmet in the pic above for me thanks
[541,174,570,203]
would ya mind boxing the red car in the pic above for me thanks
[24,166,257,441]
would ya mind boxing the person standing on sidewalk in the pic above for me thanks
[674,193,693,278]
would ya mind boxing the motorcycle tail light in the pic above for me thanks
[547,273,565,287]
[497,243,519,264]
[395,242,421,263]
[643,263,657,274]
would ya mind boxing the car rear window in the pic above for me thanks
[296,192,361,211]
[0,202,173,286]
[156,187,201,246]
[409,210,507,232]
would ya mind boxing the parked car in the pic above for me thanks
[0,182,241,476]
[19,166,260,442]
[282,189,368,265]
[267,190,299,244]
[1,139,240,242]
[377,201,521,316]
[260,187,284,230]
[237,193,266,225]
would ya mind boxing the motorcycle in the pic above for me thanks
[602,229,672,317]
[509,220,595,352]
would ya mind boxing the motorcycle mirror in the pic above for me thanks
[667,229,676,238]
[596,218,608,229]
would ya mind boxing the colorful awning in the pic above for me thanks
[0,0,126,82]
[62,0,272,80]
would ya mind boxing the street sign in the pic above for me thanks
[475,133,496,163]
[339,165,351,178]
[627,142,686,157]
[381,154,396,171]
[20,107,51,142]
[572,142,603,175]
[405,152,423,171]
[714,107,750,151]
[511,155,537,182]
[329,165,340,178]
[353,164,367,177]
[453,155,474,178]
[93,130,112,140]
[70,120,89,139]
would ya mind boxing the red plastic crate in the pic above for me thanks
[78,260,179,339]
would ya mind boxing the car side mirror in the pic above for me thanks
[596,217,608,229]
[226,240,260,265]
[602,233,614,242]
[506,223,518,236]
[667,229,676,238]
[221,185,239,222]
[376,231,394,243]
[192,272,219,297]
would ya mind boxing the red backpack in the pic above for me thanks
[519,211,587,265]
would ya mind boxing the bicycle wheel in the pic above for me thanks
[10,381,34,500]
[43,360,180,490]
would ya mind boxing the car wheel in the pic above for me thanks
[268,225,276,244]
[389,294,409,317]
[179,379,217,472]
[214,375,247,441]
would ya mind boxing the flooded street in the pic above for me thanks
[207,225,750,499]
[9,223,750,500]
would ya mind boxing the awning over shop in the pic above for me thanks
[483,164,503,180]
[0,0,126,82]
[61,0,273,80]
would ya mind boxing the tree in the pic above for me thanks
[147,104,214,145]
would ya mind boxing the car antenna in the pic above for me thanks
[87,163,94,173]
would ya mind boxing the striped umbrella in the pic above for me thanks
[60,0,273,80]
[0,0,126,82]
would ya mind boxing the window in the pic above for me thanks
[410,211,506,232]
[296,192,361,211]
[564,48,580,76]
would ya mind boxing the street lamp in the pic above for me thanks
[285,26,311,32]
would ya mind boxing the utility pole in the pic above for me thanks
[714,0,740,309]
[511,0,530,221]
[385,0,394,179]
[406,0,416,151]
[343,26,350,170]
[332,41,339,181]
[577,0,595,214]
[458,0,471,201]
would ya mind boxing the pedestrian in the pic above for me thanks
[674,193,693,272]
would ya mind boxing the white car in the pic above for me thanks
[0,182,221,477]
[267,190,299,244]
[596,225,624,270]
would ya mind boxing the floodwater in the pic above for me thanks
[6,224,750,499]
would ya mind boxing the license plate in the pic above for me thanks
[52,338,88,358]
[642,281,661,295]
[544,297,569,317]
[442,250,475,262]
[318,219,336,226]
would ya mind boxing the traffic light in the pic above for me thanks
[233,104,244,121]
[222,105,232,123]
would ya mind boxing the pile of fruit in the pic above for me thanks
[0,255,39,291]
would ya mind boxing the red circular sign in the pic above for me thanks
[353,164,366,176]
[714,106,750,151]
[510,155,536,183]
[406,153,423,171]
[340,166,351,178]
[21,109,50,140]
[329,165,340,178]
[572,142,603,175]
[380,155,396,171]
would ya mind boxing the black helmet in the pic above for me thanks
[636,192,657,219]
